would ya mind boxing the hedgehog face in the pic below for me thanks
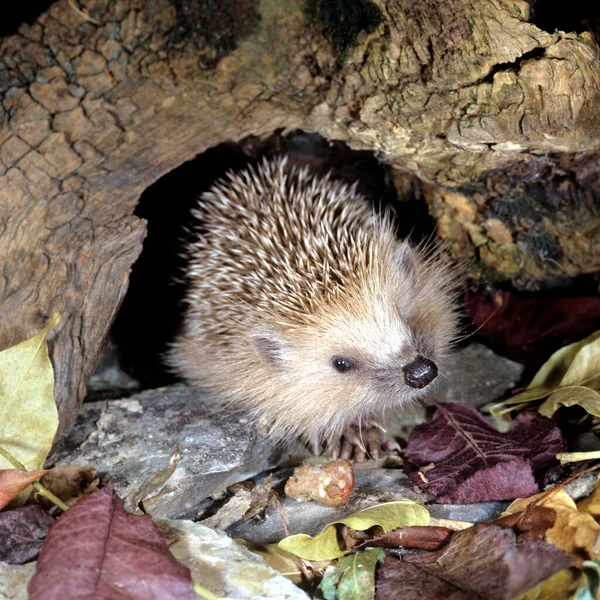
[248,279,455,417]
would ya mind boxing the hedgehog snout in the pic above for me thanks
[402,355,438,389]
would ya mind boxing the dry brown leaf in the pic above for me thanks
[38,465,98,507]
[504,488,599,563]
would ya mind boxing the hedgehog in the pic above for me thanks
[169,157,459,459]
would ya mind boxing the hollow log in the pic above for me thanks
[1,0,599,437]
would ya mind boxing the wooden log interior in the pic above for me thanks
[0,0,598,437]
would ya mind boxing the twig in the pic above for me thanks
[276,497,314,583]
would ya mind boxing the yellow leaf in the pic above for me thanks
[530,332,600,390]
[237,540,329,585]
[539,387,600,418]
[504,489,599,563]
[278,500,429,561]
[515,567,582,600]
[0,313,60,471]
[490,331,600,416]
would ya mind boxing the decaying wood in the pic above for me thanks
[0,0,599,437]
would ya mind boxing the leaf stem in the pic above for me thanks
[0,445,69,512]
[556,451,600,464]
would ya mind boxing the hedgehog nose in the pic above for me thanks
[403,355,438,389]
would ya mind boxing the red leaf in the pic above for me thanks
[402,523,572,600]
[377,557,475,600]
[28,487,195,600]
[404,403,565,503]
[0,469,49,509]
[0,505,55,564]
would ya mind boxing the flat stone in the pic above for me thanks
[50,386,280,518]
[435,343,524,406]
[227,465,508,545]
[157,519,308,599]
[0,562,36,600]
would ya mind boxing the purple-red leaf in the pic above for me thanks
[404,403,565,503]
[402,523,572,600]
[28,487,195,600]
[377,557,475,600]
[0,505,55,564]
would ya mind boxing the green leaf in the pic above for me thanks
[320,565,342,600]
[539,387,600,418]
[576,561,600,600]
[490,330,600,417]
[278,500,429,561]
[337,549,384,600]
[0,313,60,471]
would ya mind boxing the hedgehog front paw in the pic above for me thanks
[328,420,401,462]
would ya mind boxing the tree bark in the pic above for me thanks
[1,0,599,437]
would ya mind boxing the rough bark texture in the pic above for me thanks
[0,0,599,437]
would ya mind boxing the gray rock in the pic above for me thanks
[156,519,308,599]
[0,562,36,600]
[50,386,279,518]
[227,465,508,544]
[436,343,524,406]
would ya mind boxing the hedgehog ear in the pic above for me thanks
[249,331,287,366]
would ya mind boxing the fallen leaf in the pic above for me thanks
[354,525,454,551]
[404,523,573,600]
[404,403,565,503]
[539,387,600,419]
[0,505,55,564]
[376,557,479,600]
[577,476,600,518]
[278,500,429,561]
[504,488,599,563]
[38,465,98,507]
[238,541,306,585]
[428,518,474,531]
[28,487,195,600]
[336,549,383,600]
[491,331,600,416]
[494,504,556,541]
[576,560,600,600]
[0,313,60,472]
[0,469,49,510]
[515,568,583,600]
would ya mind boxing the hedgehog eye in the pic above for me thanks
[332,357,353,373]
